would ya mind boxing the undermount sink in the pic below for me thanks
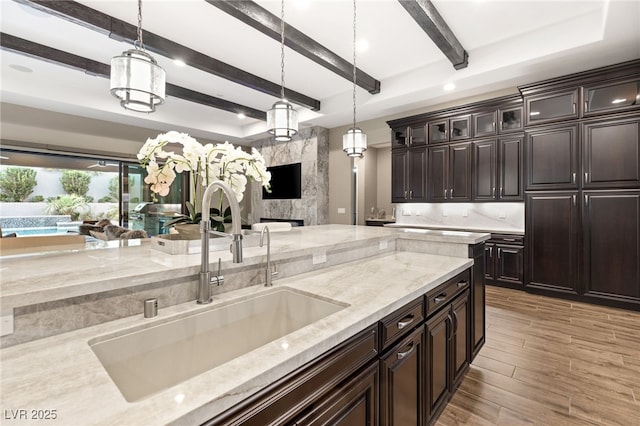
[89,287,347,402]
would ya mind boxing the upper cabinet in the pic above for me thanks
[524,89,579,126]
[428,115,470,143]
[583,79,640,117]
[474,106,524,137]
[525,124,579,190]
[391,124,427,149]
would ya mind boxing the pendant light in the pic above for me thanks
[343,0,367,158]
[266,0,298,142]
[110,0,166,113]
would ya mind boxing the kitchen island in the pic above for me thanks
[0,225,488,425]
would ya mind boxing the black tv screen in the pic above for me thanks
[263,163,302,199]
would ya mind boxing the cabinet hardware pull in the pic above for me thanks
[397,315,415,329]
[573,194,576,205]
[489,246,493,257]
[498,248,501,258]
[409,190,413,199]
[457,280,467,288]
[451,188,454,197]
[503,238,516,242]
[500,187,504,197]
[404,190,408,200]
[585,172,588,182]
[444,189,448,199]
[572,173,576,184]
[584,101,588,112]
[447,315,454,340]
[492,121,496,130]
[434,294,447,304]
[499,120,503,131]
[492,187,496,197]
[572,102,576,114]
[585,194,588,206]
[397,343,414,360]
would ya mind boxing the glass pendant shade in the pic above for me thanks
[110,49,166,113]
[343,127,367,157]
[267,100,298,142]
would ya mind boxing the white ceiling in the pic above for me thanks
[1,0,639,147]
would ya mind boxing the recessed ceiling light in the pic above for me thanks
[237,113,246,119]
[173,59,186,67]
[9,64,33,73]
[611,98,627,104]
[443,83,455,91]
[356,39,369,53]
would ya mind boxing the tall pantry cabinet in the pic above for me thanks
[522,60,640,310]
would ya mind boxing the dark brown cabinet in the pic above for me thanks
[425,289,470,422]
[379,326,424,426]
[428,142,472,201]
[429,116,470,143]
[392,124,427,149]
[525,192,580,295]
[473,136,523,201]
[582,117,640,189]
[474,111,497,137]
[485,234,524,289]
[392,147,427,203]
[499,106,524,133]
[526,124,578,190]
[582,190,640,306]
[474,106,524,138]
[524,88,579,126]
[582,79,640,117]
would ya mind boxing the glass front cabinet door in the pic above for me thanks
[583,80,640,117]
[525,89,579,126]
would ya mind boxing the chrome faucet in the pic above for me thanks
[197,180,243,304]
[259,225,278,287]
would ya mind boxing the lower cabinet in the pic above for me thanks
[484,234,524,289]
[205,268,479,426]
[425,290,470,423]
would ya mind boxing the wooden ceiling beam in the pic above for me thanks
[206,0,381,94]
[398,0,468,70]
[13,0,321,111]
[0,33,267,121]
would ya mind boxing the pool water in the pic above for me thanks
[2,227,79,237]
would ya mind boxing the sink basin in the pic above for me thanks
[89,288,346,402]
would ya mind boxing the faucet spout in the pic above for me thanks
[197,180,243,304]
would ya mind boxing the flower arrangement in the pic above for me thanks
[137,131,270,231]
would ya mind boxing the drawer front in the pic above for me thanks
[426,270,471,317]
[379,297,424,350]
[489,234,524,245]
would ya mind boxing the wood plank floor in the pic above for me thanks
[436,286,640,426]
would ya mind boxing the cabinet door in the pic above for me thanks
[408,147,427,202]
[449,142,472,201]
[525,192,579,295]
[474,111,497,137]
[499,136,524,200]
[484,243,495,283]
[380,327,424,426]
[583,79,640,117]
[498,106,523,133]
[450,115,471,141]
[473,139,497,201]
[429,120,448,143]
[526,124,578,190]
[409,124,427,146]
[391,150,408,203]
[425,309,451,421]
[582,117,640,189]
[495,244,524,287]
[294,362,379,426]
[525,89,579,126]
[392,127,408,149]
[582,191,640,306]
[451,291,470,388]
[428,146,448,202]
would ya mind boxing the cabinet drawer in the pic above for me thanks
[379,297,424,350]
[426,270,471,317]
[489,234,524,245]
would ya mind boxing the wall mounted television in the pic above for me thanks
[262,162,302,199]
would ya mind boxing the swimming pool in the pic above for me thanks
[2,226,79,237]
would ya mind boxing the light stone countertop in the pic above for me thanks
[0,224,488,312]
[386,222,525,236]
[0,250,473,425]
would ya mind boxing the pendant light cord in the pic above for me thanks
[280,0,286,101]
[135,0,145,51]
[352,0,357,130]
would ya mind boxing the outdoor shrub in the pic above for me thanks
[108,176,119,201]
[29,195,45,202]
[98,195,114,203]
[45,194,89,221]
[61,170,91,196]
[0,167,37,201]
[83,195,94,203]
